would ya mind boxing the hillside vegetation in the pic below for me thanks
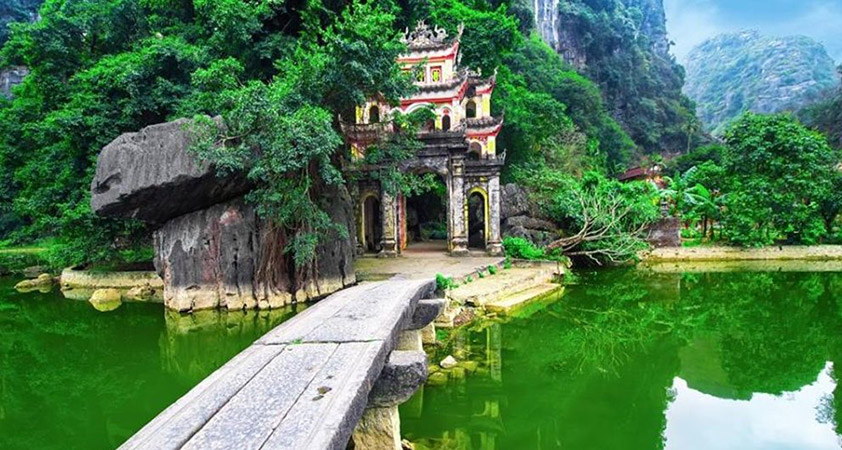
[685,31,839,134]
[536,0,703,156]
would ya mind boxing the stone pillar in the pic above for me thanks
[352,351,427,450]
[449,162,469,256]
[352,407,401,450]
[487,175,504,256]
[380,192,398,257]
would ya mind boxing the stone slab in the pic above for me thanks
[121,279,436,450]
[407,298,446,330]
[182,343,339,450]
[120,344,285,450]
[368,351,427,408]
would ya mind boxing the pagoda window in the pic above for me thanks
[468,142,482,160]
[441,114,451,131]
[369,105,380,124]
[431,66,442,82]
[466,100,477,119]
[416,70,426,83]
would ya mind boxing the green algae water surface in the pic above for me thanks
[0,276,300,449]
[402,268,842,450]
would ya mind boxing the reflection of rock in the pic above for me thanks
[125,285,156,302]
[89,288,123,312]
[160,307,299,380]
[15,273,55,292]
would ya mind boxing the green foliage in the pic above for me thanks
[671,114,842,247]
[517,169,659,264]
[556,0,702,155]
[436,273,456,291]
[503,236,547,260]
[0,0,42,47]
[499,33,634,173]
[487,264,497,275]
[721,113,839,246]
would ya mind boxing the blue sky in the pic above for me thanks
[664,0,842,63]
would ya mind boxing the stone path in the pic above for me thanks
[120,279,438,450]
[354,242,502,280]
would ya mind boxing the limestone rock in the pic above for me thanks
[23,266,48,278]
[154,193,355,312]
[126,285,156,302]
[440,355,458,369]
[501,183,533,220]
[0,66,28,99]
[89,288,123,312]
[91,117,250,224]
[504,216,557,232]
[647,217,681,248]
[426,371,448,386]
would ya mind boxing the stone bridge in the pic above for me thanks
[120,278,443,450]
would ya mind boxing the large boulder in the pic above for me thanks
[154,189,356,312]
[91,118,250,224]
[501,183,533,220]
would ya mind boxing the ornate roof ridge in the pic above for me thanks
[401,21,464,51]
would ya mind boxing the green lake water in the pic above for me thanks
[0,277,301,449]
[401,268,842,450]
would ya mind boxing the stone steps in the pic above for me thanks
[484,283,563,316]
[447,267,556,307]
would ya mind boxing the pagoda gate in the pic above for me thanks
[343,22,505,257]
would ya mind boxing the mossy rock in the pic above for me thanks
[426,372,448,386]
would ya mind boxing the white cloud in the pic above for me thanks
[771,0,842,62]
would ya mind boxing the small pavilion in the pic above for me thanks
[343,22,505,257]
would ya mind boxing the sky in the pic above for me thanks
[663,0,842,63]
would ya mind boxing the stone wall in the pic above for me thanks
[647,217,682,248]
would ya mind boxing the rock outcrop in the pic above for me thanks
[0,66,29,98]
[154,194,355,312]
[92,118,356,312]
[685,31,840,133]
[91,118,250,224]
[500,183,559,247]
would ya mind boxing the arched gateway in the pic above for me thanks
[342,22,505,257]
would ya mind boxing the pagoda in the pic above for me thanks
[344,22,505,257]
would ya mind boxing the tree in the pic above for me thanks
[519,169,660,264]
[721,113,840,246]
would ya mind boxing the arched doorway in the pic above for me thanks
[441,114,451,131]
[362,195,382,253]
[369,105,380,123]
[466,100,477,119]
[404,175,448,253]
[468,190,487,250]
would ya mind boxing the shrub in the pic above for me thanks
[436,273,456,291]
[487,265,498,275]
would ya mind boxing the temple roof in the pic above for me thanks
[401,21,463,52]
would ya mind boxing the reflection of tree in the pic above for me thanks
[0,278,297,450]
[404,269,842,447]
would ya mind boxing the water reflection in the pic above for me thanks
[402,270,842,450]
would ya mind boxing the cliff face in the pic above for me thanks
[685,31,840,134]
[532,0,700,156]
[1,0,41,98]
[0,0,41,45]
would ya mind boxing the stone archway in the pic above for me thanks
[467,189,488,250]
